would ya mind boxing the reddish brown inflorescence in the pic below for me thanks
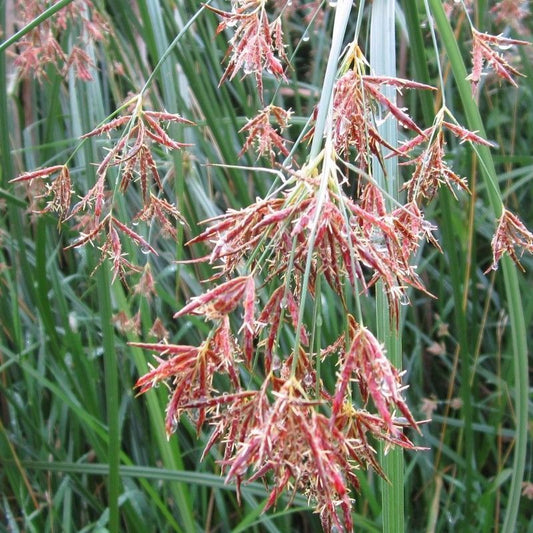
[12,0,109,80]
[10,2,533,532]
[467,28,530,94]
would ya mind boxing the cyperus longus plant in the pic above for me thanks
[3,0,532,532]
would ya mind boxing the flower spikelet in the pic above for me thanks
[487,208,533,272]
[257,284,309,373]
[334,404,422,476]
[56,98,194,274]
[209,0,288,97]
[239,105,292,162]
[187,148,437,321]
[223,378,358,532]
[173,275,253,321]
[336,317,419,437]
[134,193,188,240]
[11,165,72,222]
[399,113,495,205]
[467,28,530,94]
[392,201,442,260]
[402,130,469,203]
[131,319,242,435]
[64,214,156,282]
[345,184,432,319]
[328,45,434,165]
[201,387,268,465]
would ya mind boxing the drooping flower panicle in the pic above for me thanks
[208,0,288,98]
[487,208,533,272]
[10,2,533,532]
[467,28,530,93]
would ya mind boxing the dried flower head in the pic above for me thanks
[332,317,419,436]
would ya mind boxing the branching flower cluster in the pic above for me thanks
[11,0,108,80]
[12,95,193,281]
[328,44,434,166]
[9,1,533,532]
[239,105,292,162]
[467,28,530,93]
[132,138,435,528]
[208,0,288,98]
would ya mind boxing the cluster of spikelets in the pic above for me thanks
[12,94,192,282]
[10,0,108,81]
[9,1,533,531]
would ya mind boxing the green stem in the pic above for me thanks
[427,2,529,531]
[369,1,404,531]
[0,0,75,53]
[291,0,353,371]
[97,267,121,532]
[308,0,353,160]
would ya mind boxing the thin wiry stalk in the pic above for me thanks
[427,2,529,532]
[0,0,75,53]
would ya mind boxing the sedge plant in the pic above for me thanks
[1,0,532,532]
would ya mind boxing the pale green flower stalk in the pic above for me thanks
[369,1,404,532]
[294,0,354,366]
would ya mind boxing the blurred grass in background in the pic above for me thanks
[1,1,532,531]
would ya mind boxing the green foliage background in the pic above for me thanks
[1,1,532,531]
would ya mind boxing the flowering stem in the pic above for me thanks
[96,265,121,533]
[428,2,528,532]
[292,143,334,377]
[369,1,404,531]
[308,0,353,160]
[291,0,353,376]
